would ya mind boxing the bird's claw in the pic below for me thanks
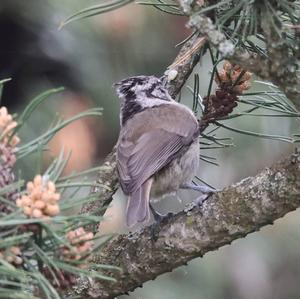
[180,183,218,194]
[149,204,174,241]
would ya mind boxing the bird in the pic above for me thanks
[115,75,213,227]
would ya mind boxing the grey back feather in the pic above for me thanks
[117,103,199,195]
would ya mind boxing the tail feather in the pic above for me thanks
[126,179,153,227]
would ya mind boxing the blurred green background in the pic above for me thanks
[1,1,300,298]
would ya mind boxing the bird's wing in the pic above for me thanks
[117,103,199,194]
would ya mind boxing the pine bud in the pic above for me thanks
[215,61,252,94]
[16,175,61,218]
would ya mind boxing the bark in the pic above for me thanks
[80,149,119,233]
[69,149,300,299]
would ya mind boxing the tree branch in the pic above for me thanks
[68,149,300,299]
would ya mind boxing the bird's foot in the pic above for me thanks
[149,204,173,241]
[181,182,219,207]
[150,204,173,223]
[195,193,212,207]
[180,182,219,194]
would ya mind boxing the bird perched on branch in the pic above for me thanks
[115,75,213,227]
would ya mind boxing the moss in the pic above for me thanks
[185,215,195,227]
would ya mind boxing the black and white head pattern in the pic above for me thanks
[114,75,174,125]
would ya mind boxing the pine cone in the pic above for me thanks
[16,175,61,218]
[0,246,23,266]
[0,107,20,147]
[0,142,18,213]
[203,88,238,119]
[60,227,94,267]
[0,107,20,214]
[215,61,252,94]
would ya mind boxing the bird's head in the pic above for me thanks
[114,75,172,103]
[114,75,174,125]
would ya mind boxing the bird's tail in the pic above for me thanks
[126,179,153,227]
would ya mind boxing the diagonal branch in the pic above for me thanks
[69,149,300,299]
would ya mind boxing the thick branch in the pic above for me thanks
[69,149,300,299]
